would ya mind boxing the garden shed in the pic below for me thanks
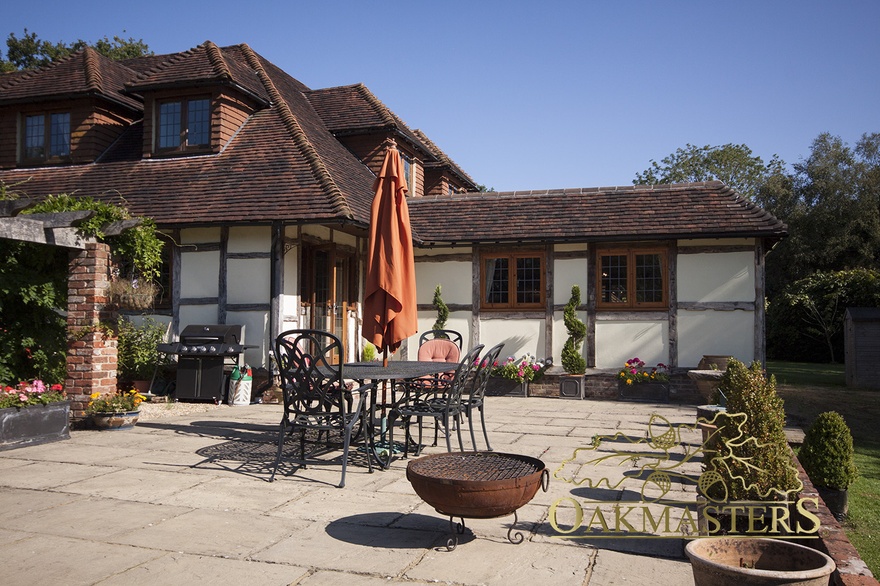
[845,307,880,389]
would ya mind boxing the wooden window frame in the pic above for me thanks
[597,246,668,310]
[21,111,71,164]
[155,96,212,153]
[480,250,546,311]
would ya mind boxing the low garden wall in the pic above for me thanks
[529,370,703,403]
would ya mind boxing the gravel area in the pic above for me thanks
[138,400,231,420]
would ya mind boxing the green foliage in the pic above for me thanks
[561,285,586,374]
[634,143,785,201]
[28,194,163,281]
[767,269,880,362]
[0,239,69,385]
[431,285,449,331]
[362,341,377,362]
[799,411,858,490]
[765,133,880,296]
[116,317,167,381]
[0,29,151,72]
[707,359,802,501]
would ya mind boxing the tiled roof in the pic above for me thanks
[125,42,269,104]
[0,47,141,110]
[306,84,435,159]
[411,128,476,187]
[0,42,376,227]
[407,182,787,245]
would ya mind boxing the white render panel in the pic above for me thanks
[227,226,270,252]
[677,310,754,368]
[227,257,270,303]
[180,251,219,297]
[415,312,471,345]
[678,252,754,302]
[595,320,668,370]
[179,305,219,329]
[416,261,471,305]
[180,227,219,244]
[226,311,269,367]
[480,318,545,360]
[554,259,588,304]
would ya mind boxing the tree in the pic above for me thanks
[0,29,151,72]
[634,143,786,201]
[767,269,880,363]
[765,133,880,294]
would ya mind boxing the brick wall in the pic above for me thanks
[64,242,117,421]
[529,371,703,403]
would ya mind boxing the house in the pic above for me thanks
[0,41,787,397]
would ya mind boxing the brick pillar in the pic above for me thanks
[65,242,118,421]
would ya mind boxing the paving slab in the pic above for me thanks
[0,396,713,585]
[94,552,309,586]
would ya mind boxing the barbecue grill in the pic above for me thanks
[157,324,249,402]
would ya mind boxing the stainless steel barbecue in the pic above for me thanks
[158,324,249,402]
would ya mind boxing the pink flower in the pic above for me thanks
[19,393,28,402]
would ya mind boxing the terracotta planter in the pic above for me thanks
[686,537,835,586]
[0,401,70,450]
[91,410,140,430]
[485,377,528,397]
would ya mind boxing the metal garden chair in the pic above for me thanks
[269,329,373,488]
[388,344,484,457]
[461,343,504,451]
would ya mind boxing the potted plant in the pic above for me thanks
[700,359,802,530]
[617,357,670,402]
[0,380,69,449]
[488,354,551,397]
[797,411,858,520]
[560,286,586,398]
[86,389,145,430]
[116,316,167,393]
[432,284,449,332]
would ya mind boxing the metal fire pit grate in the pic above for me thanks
[408,452,541,483]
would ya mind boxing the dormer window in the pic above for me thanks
[22,112,70,162]
[157,97,210,152]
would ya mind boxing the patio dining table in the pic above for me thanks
[342,361,456,468]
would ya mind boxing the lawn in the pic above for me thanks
[767,360,880,577]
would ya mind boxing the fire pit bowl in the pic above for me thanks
[406,451,548,549]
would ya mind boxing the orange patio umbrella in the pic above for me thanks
[363,141,418,359]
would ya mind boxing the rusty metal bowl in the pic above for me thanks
[406,452,547,519]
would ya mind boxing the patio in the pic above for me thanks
[0,397,700,585]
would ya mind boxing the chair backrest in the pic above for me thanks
[444,344,484,405]
[419,329,463,350]
[469,343,505,401]
[274,329,347,416]
[417,338,461,364]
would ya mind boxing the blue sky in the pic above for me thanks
[4,1,878,191]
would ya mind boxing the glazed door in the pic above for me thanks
[302,244,356,361]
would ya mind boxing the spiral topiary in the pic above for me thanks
[561,285,586,374]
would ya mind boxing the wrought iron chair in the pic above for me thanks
[269,329,373,488]
[418,329,463,350]
[461,343,504,451]
[389,344,484,457]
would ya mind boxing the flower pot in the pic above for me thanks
[131,379,152,395]
[485,377,528,397]
[0,401,70,450]
[686,537,835,586]
[91,410,140,430]
[617,381,669,402]
[559,375,584,399]
[816,485,848,520]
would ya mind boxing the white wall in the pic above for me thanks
[480,318,545,361]
[416,261,471,305]
[677,310,754,368]
[226,310,269,367]
[595,320,668,369]
[678,251,754,302]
